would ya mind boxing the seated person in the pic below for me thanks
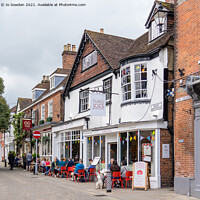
[110,160,121,187]
[67,158,75,168]
[74,155,79,165]
[58,158,66,170]
[45,158,50,171]
[108,158,114,170]
[40,158,46,173]
[121,160,128,178]
[50,157,59,176]
[74,159,85,177]
[87,160,95,175]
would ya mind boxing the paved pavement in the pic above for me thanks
[0,162,198,200]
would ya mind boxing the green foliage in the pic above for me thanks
[31,138,41,147]
[0,77,10,132]
[8,151,16,157]
[12,112,27,149]
[32,153,40,158]
[42,136,50,144]
[0,77,4,95]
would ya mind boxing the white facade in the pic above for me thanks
[52,47,170,188]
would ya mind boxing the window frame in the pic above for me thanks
[134,63,148,99]
[79,89,89,113]
[48,100,53,118]
[41,104,45,120]
[82,50,98,72]
[121,66,132,102]
[32,109,36,124]
[103,77,113,103]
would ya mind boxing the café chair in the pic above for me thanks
[112,171,124,189]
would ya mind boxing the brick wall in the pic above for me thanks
[62,51,76,70]
[71,40,110,88]
[174,0,200,178]
[160,129,174,187]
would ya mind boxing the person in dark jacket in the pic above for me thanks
[110,160,120,173]
[8,151,15,170]
[67,158,75,168]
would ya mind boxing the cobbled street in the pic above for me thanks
[0,164,198,200]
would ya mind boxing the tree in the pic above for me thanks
[0,77,10,132]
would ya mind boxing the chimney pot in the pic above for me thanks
[72,45,76,52]
[67,44,71,51]
[46,76,49,81]
[64,45,68,51]
[100,28,104,34]
[43,75,45,81]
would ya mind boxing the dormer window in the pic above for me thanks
[32,88,46,101]
[149,20,166,41]
[50,74,67,89]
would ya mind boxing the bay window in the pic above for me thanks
[121,66,131,101]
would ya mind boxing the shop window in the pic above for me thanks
[103,77,112,102]
[121,66,131,101]
[120,132,127,163]
[140,131,155,177]
[134,64,147,99]
[79,90,89,112]
[87,137,92,167]
[129,132,138,164]
[65,141,70,159]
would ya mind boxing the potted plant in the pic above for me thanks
[39,120,44,124]
[46,117,52,122]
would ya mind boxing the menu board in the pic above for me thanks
[91,157,101,166]
[132,162,148,190]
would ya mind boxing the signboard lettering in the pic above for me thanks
[90,93,106,116]
[22,119,32,131]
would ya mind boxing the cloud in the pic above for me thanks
[0,0,155,107]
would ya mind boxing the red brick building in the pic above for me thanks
[174,0,200,197]
[19,44,76,160]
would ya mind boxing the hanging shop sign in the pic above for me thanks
[22,119,32,131]
[132,162,150,191]
[90,93,106,116]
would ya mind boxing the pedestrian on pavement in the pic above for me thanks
[8,151,15,170]
[108,158,114,170]
[26,151,32,171]
[22,153,26,170]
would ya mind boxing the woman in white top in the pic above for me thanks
[121,160,128,178]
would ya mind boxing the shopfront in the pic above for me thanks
[57,130,82,161]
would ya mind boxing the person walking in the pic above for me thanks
[26,151,32,171]
[8,151,15,170]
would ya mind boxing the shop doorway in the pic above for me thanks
[108,143,117,165]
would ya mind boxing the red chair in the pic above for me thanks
[66,167,74,180]
[123,171,132,189]
[74,169,87,183]
[112,171,124,189]
[88,168,97,181]
[59,166,67,178]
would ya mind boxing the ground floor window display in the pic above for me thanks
[119,130,155,177]
[59,130,81,161]
[86,135,105,170]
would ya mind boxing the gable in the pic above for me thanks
[70,39,110,89]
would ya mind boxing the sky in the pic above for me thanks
[0,0,157,108]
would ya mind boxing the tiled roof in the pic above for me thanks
[85,30,135,69]
[10,105,16,113]
[50,68,70,77]
[32,81,50,90]
[18,98,32,111]
[121,30,174,62]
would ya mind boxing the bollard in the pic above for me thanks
[4,159,7,167]
[106,170,112,193]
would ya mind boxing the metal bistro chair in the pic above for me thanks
[112,171,124,189]
[123,171,133,189]
[88,168,97,182]
[66,167,74,180]
[74,169,87,183]
[59,166,67,178]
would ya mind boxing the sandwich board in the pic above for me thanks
[132,162,150,191]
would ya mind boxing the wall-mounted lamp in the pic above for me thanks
[153,3,168,33]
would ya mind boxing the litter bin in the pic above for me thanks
[106,170,112,192]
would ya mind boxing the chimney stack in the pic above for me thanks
[72,45,76,52]
[165,0,174,3]
[64,45,68,51]
[62,43,77,70]
[67,44,71,51]
[43,75,46,81]
[100,28,104,34]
